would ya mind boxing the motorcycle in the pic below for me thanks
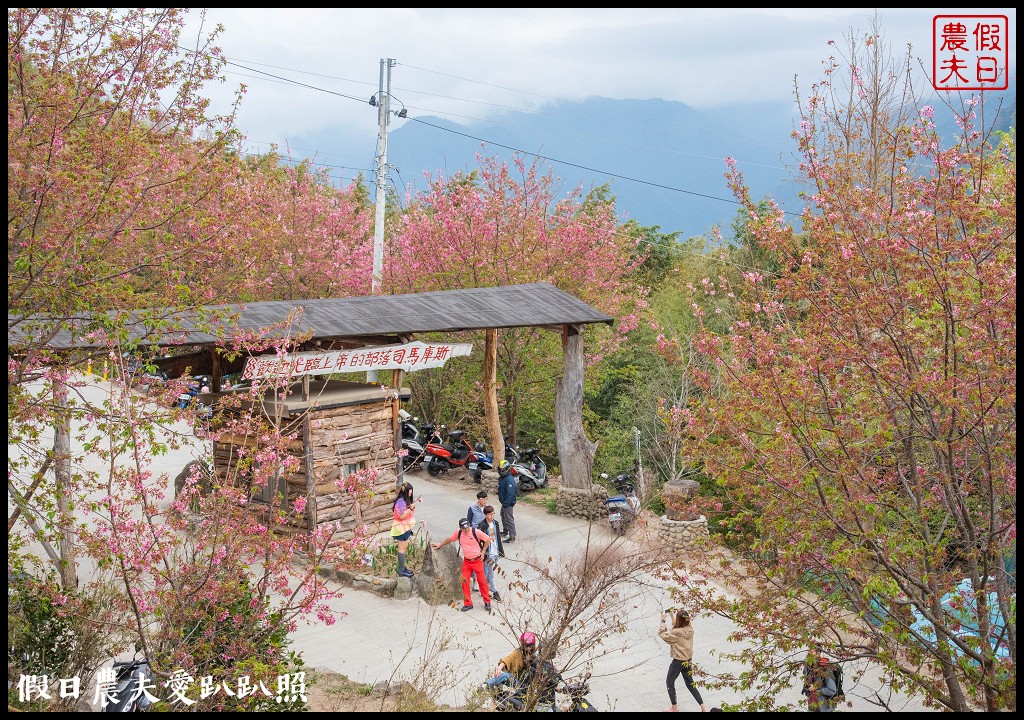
[488,667,596,712]
[510,446,548,492]
[559,672,598,712]
[602,471,640,536]
[468,438,520,483]
[424,428,476,476]
[399,410,440,471]
[103,653,155,712]
[488,659,561,712]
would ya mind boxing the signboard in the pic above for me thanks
[242,341,473,380]
[932,15,1009,91]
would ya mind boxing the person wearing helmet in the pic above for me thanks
[432,516,493,612]
[484,631,539,691]
[496,458,517,543]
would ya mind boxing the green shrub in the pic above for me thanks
[7,559,126,712]
[363,529,428,576]
[156,573,307,712]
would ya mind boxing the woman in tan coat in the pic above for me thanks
[658,609,708,712]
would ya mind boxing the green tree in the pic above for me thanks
[663,27,1016,712]
[385,153,649,468]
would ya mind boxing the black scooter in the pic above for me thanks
[399,410,440,471]
[103,654,155,712]
[488,668,598,712]
[468,439,520,483]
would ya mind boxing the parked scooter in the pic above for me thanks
[510,446,548,492]
[602,471,641,536]
[424,428,476,476]
[103,653,155,712]
[468,438,520,483]
[487,665,596,712]
[399,410,440,471]
[487,659,562,712]
[176,374,210,409]
[559,672,599,712]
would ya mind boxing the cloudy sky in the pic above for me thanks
[180,8,1016,183]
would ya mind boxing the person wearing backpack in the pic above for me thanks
[801,650,841,712]
[477,505,505,602]
[432,517,493,612]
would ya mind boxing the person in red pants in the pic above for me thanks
[433,517,493,612]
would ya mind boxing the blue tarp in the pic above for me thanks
[908,578,1012,662]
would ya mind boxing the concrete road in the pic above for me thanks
[288,468,933,712]
[9,378,934,712]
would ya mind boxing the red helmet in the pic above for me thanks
[520,631,537,648]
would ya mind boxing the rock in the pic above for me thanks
[416,542,462,605]
[374,679,412,697]
[173,459,213,509]
[393,575,414,601]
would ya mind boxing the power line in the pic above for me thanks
[202,48,792,167]
[223,59,369,104]
[396,62,793,151]
[408,118,801,217]
[188,48,798,216]
[400,105,790,171]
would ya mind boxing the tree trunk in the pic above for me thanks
[53,369,78,590]
[483,329,505,464]
[555,325,596,489]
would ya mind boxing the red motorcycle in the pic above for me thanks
[423,429,476,476]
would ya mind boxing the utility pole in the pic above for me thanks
[368,58,395,384]
[371,57,394,293]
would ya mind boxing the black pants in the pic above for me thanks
[667,659,703,706]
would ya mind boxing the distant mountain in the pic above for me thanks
[386,97,805,241]
[293,91,1014,242]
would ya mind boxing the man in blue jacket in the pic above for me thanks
[497,459,517,543]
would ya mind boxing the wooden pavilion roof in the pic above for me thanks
[9,282,614,351]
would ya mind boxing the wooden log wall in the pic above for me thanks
[212,399,400,544]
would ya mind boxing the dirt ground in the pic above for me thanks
[305,667,465,712]
[305,668,398,712]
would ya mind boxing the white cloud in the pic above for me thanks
[182,8,1016,151]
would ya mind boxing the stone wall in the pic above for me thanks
[317,543,462,605]
[555,484,610,520]
[658,515,710,549]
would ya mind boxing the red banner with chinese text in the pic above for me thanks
[242,341,473,380]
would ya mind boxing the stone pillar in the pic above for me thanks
[554,484,608,519]
[662,479,701,521]
[659,515,710,549]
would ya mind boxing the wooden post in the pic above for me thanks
[555,324,597,489]
[211,349,222,392]
[54,367,78,590]
[483,328,504,464]
[302,375,315,534]
[393,368,404,484]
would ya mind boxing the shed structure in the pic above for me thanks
[213,379,407,544]
[10,283,614,544]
